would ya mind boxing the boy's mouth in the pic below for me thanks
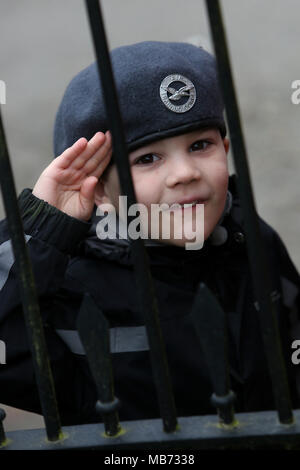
[177,200,205,208]
[170,197,208,208]
[159,198,208,212]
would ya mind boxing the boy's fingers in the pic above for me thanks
[70,132,107,170]
[89,147,112,179]
[56,138,88,169]
[84,132,112,175]
[52,132,112,187]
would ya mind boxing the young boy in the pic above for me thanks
[0,41,299,425]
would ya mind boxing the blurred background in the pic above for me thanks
[0,0,299,431]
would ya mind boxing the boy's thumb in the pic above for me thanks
[80,176,99,208]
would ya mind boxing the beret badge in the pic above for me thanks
[159,74,196,113]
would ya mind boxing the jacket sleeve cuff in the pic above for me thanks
[18,189,91,254]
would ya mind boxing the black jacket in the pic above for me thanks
[0,176,299,425]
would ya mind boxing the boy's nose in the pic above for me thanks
[165,156,202,188]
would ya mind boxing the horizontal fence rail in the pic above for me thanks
[3,410,300,451]
[0,0,298,451]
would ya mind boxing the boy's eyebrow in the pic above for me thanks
[186,128,219,140]
[129,128,218,158]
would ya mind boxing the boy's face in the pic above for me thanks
[96,128,229,247]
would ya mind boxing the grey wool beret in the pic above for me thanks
[53,41,226,157]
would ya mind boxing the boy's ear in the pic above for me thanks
[94,179,112,207]
[223,137,230,154]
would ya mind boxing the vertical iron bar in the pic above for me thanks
[84,0,177,432]
[0,409,6,445]
[0,109,62,441]
[191,284,236,426]
[205,0,293,424]
[77,294,121,436]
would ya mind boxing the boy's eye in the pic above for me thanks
[190,140,211,152]
[134,154,160,165]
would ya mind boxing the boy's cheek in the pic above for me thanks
[132,180,158,208]
[214,164,229,193]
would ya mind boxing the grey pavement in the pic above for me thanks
[0,0,299,430]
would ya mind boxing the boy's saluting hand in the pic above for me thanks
[32,131,112,221]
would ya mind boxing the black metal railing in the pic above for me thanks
[0,85,62,443]
[85,0,178,435]
[0,0,298,450]
[205,0,293,425]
